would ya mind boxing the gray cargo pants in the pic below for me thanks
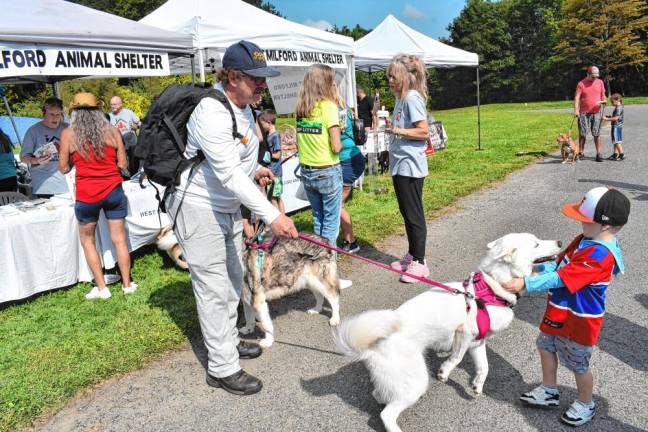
[167,194,243,378]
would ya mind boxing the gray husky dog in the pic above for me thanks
[240,234,341,348]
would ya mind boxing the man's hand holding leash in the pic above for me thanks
[255,166,274,187]
[270,215,298,238]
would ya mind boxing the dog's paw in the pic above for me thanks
[307,307,322,315]
[239,326,255,335]
[259,336,274,348]
[471,378,485,394]
[437,369,449,383]
[329,316,340,326]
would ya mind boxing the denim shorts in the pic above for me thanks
[578,112,603,137]
[611,126,623,144]
[536,332,593,374]
[341,153,366,186]
[75,184,128,224]
[300,164,343,245]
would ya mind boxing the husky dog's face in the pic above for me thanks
[481,233,562,281]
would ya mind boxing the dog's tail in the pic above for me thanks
[334,310,400,360]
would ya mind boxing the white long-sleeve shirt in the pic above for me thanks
[175,92,280,225]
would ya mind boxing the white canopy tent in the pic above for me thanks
[354,15,483,149]
[140,0,357,114]
[0,0,195,85]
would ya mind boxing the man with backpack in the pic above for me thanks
[164,41,298,396]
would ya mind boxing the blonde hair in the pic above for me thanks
[387,54,428,101]
[70,108,111,160]
[295,64,337,118]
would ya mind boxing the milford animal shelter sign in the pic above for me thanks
[0,44,170,78]
[264,49,346,68]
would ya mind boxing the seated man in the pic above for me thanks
[109,96,141,174]
[19,97,69,197]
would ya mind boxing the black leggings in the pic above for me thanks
[0,176,17,192]
[392,175,426,262]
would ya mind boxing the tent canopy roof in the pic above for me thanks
[1,0,194,54]
[140,0,354,55]
[354,15,478,69]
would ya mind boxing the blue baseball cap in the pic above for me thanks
[222,40,280,78]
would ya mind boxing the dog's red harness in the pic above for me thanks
[463,272,513,340]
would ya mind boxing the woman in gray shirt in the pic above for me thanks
[387,54,431,283]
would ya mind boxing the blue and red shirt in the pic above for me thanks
[536,234,623,346]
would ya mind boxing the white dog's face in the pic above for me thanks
[480,233,562,282]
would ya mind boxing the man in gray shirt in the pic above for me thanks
[109,95,141,173]
[20,97,69,197]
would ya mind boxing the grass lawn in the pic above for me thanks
[1,98,645,431]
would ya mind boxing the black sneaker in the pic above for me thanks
[206,370,262,395]
[520,385,560,407]
[607,154,618,160]
[237,341,262,359]
[340,240,360,254]
[618,153,625,160]
[595,154,603,162]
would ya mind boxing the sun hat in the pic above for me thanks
[562,187,630,226]
[222,40,280,78]
[69,92,104,111]
[586,65,600,77]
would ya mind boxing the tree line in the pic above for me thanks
[2,0,646,118]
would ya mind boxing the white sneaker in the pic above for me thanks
[561,400,596,426]
[85,286,111,300]
[122,282,138,295]
[520,385,560,407]
[339,279,353,290]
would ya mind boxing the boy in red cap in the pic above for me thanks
[503,187,630,427]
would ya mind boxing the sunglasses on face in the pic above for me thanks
[242,73,266,86]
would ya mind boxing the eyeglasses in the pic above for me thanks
[242,73,266,86]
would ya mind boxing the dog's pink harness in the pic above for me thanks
[463,272,512,340]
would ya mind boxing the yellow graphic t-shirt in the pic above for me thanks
[297,99,340,166]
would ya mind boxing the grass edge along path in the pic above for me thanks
[1,99,642,432]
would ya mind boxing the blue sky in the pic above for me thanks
[270,0,467,39]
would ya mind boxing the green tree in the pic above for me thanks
[554,0,648,88]
[331,24,370,41]
[506,0,566,101]
[433,0,515,108]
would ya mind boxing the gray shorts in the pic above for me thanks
[537,332,593,374]
[578,112,603,137]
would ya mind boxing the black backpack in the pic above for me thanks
[135,83,243,189]
[352,118,367,146]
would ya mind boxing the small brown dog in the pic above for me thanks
[558,133,579,164]
[156,225,188,269]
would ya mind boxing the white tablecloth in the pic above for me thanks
[0,180,168,303]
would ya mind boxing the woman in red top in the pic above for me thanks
[59,92,136,300]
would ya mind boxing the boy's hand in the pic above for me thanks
[502,277,525,293]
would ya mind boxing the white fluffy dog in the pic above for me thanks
[335,233,562,432]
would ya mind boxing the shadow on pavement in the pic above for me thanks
[636,294,648,310]
[300,362,385,431]
[578,178,648,201]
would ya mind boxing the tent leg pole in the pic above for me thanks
[198,49,206,84]
[52,82,60,98]
[2,95,22,146]
[476,66,481,151]
[190,54,196,84]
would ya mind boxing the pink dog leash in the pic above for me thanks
[297,233,474,299]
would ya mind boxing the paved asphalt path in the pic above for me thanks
[37,106,648,432]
